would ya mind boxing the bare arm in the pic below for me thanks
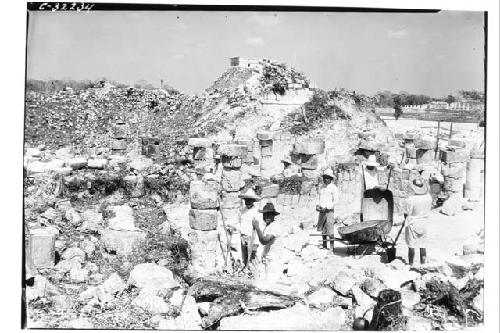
[252,220,275,245]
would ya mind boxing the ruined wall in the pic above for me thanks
[260,89,314,106]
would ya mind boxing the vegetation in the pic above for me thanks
[260,61,309,95]
[374,91,431,108]
[459,90,484,102]
[285,90,351,134]
[26,79,128,93]
[374,89,485,109]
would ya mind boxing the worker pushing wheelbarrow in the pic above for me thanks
[312,156,400,258]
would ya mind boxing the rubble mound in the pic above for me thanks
[25,59,380,158]
[206,67,255,92]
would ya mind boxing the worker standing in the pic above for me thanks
[362,155,380,190]
[316,168,339,250]
[238,188,261,268]
[281,155,301,178]
[404,177,432,266]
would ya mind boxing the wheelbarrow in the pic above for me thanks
[310,188,395,256]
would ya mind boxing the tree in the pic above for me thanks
[445,94,456,104]
[393,95,402,120]
[459,90,484,101]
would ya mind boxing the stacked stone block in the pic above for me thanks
[292,139,325,179]
[188,138,215,170]
[335,163,363,211]
[440,147,469,198]
[141,137,160,157]
[377,167,423,216]
[235,139,255,165]
[219,144,247,230]
[256,131,274,176]
[464,149,484,201]
[188,179,220,274]
[414,137,436,165]
[111,119,127,154]
[259,183,280,208]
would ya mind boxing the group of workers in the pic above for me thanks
[220,152,432,281]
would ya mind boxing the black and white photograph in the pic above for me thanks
[9,0,499,331]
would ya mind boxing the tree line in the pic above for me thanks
[373,90,484,109]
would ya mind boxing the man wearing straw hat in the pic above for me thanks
[239,188,261,268]
[316,168,339,250]
[404,177,432,266]
[362,155,380,190]
[281,155,301,178]
[252,202,283,281]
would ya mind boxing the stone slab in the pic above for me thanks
[189,209,218,231]
[190,181,220,210]
[293,141,325,155]
[441,149,469,164]
[101,228,146,256]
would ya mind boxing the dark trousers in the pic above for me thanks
[408,248,427,265]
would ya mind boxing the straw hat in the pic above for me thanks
[322,168,335,179]
[410,177,429,195]
[281,155,293,164]
[365,155,379,167]
[258,202,280,215]
[238,188,260,200]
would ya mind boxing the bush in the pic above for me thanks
[286,90,351,134]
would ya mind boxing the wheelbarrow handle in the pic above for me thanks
[392,220,406,246]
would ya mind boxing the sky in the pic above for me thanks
[26,10,485,97]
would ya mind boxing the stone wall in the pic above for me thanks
[260,89,313,106]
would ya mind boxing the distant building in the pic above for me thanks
[403,100,484,113]
[230,57,261,69]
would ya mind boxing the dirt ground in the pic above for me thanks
[380,116,481,136]
[277,197,484,263]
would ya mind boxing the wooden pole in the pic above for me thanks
[449,121,454,141]
[435,120,441,160]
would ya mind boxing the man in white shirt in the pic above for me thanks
[281,156,301,178]
[316,168,340,250]
[238,188,261,268]
[252,202,283,281]
[404,177,432,266]
[363,155,380,190]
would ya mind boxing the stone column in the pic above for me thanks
[260,184,279,209]
[257,131,274,176]
[464,149,484,201]
[441,148,469,198]
[111,119,127,154]
[218,144,247,264]
[414,137,436,165]
[235,139,254,165]
[292,139,325,179]
[188,179,220,275]
[188,138,214,171]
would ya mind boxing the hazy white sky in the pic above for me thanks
[27,10,485,96]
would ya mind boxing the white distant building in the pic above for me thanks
[230,57,261,69]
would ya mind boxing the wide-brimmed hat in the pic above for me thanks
[322,168,335,179]
[281,156,292,164]
[365,155,379,167]
[258,202,280,215]
[410,177,429,195]
[238,188,260,200]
